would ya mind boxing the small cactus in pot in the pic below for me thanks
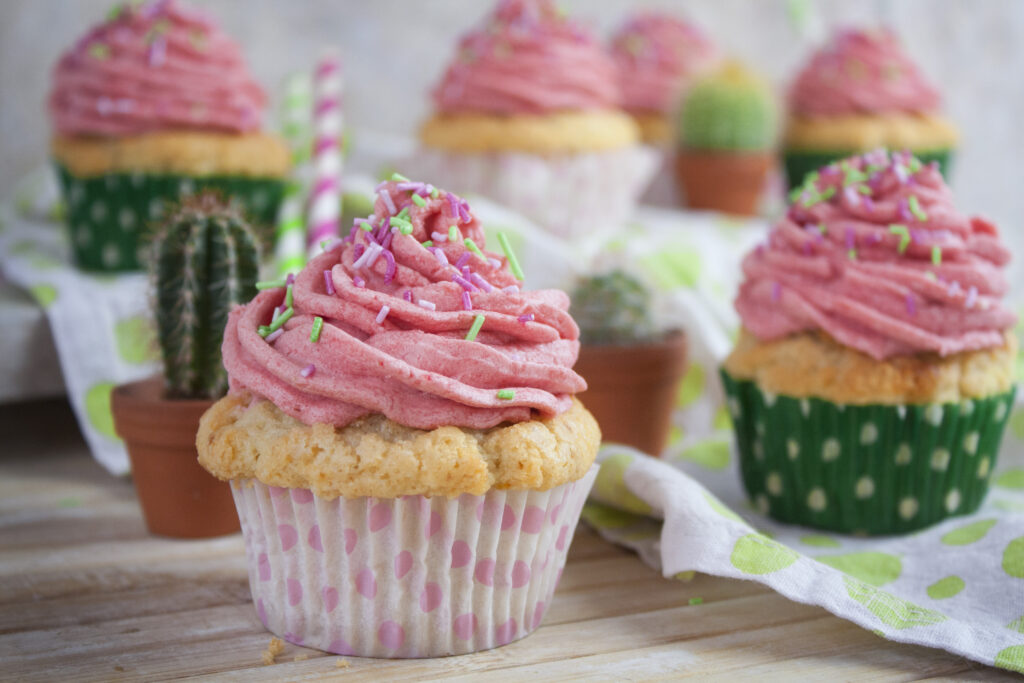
[570,270,687,457]
[111,192,261,538]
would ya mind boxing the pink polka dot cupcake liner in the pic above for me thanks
[230,465,598,658]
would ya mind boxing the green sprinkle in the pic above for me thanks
[285,284,293,309]
[496,389,515,400]
[448,225,459,241]
[422,240,433,248]
[310,316,323,343]
[888,224,911,254]
[411,194,427,208]
[397,207,411,220]
[391,172,410,182]
[818,224,827,235]
[497,232,524,280]
[88,43,110,60]
[688,597,704,606]
[465,314,485,341]
[256,279,287,290]
[907,156,923,173]
[391,217,413,234]
[788,186,805,203]
[925,271,937,281]
[464,238,485,260]
[820,186,836,201]
[431,188,440,199]
[856,185,872,195]
[848,248,857,261]
[267,307,293,334]
[908,195,928,221]
[359,221,373,231]
[932,245,942,266]
[257,325,272,338]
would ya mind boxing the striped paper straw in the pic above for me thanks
[306,51,343,256]
[274,73,313,277]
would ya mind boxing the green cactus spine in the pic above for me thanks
[679,60,778,152]
[151,193,260,399]
[570,270,657,346]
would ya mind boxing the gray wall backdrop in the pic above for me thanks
[2,1,1022,237]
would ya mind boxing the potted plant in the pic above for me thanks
[570,270,687,456]
[111,193,260,538]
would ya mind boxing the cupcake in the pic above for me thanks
[197,176,601,657]
[782,27,958,191]
[675,60,779,216]
[609,12,719,146]
[722,150,1017,534]
[49,0,289,271]
[406,0,656,239]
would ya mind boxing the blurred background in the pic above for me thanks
[2,0,1023,231]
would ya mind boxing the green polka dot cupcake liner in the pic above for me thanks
[721,369,1016,535]
[55,164,285,272]
[781,149,953,192]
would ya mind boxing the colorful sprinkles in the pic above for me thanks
[310,316,324,342]
[465,314,485,341]
[496,389,515,400]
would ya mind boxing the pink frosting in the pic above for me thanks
[49,0,266,136]
[222,179,586,430]
[610,13,719,114]
[735,150,1015,360]
[789,28,941,117]
[432,0,620,115]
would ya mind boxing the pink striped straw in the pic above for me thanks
[305,50,343,254]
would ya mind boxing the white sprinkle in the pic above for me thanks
[965,285,978,309]
[375,305,390,324]
[352,242,383,270]
[502,285,520,294]
[488,257,502,269]
[380,190,397,215]
[430,231,448,243]
[430,247,448,267]
[300,364,316,378]
[947,280,961,297]
[265,328,284,343]
[418,300,437,311]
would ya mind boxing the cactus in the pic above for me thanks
[570,270,657,346]
[678,60,778,152]
[150,192,260,399]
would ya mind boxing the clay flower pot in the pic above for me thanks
[675,150,774,216]
[573,331,688,457]
[111,376,239,538]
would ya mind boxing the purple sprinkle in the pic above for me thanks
[323,271,336,295]
[375,305,390,324]
[300,364,316,378]
[843,185,860,206]
[353,243,365,261]
[458,201,471,223]
[965,286,978,309]
[96,96,113,116]
[910,229,924,245]
[905,293,917,316]
[382,249,396,283]
[431,231,448,243]
[894,164,909,184]
[867,232,883,245]
[898,198,912,222]
[418,300,437,311]
[502,285,520,294]
[396,181,425,192]
[461,291,473,310]
[403,289,413,302]
[429,247,449,267]
[771,282,781,302]
[265,328,284,343]
[947,280,961,297]
[380,230,394,251]
[455,252,472,269]
[469,272,494,292]
[148,36,166,66]
[517,313,534,323]
[461,265,471,278]
[844,227,856,249]
[353,276,365,288]
[452,274,477,292]
[446,193,460,221]
[285,273,295,286]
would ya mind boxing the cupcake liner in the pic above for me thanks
[781,149,952,192]
[721,369,1016,535]
[397,146,658,239]
[231,465,598,658]
[55,164,285,271]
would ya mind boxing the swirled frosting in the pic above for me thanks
[789,28,941,117]
[432,0,620,115]
[50,0,266,136]
[222,178,586,430]
[735,149,1015,360]
[609,13,719,114]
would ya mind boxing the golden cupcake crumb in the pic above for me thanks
[198,395,600,498]
[419,110,640,154]
[261,637,285,666]
[784,112,958,152]
[292,653,309,662]
[724,329,1016,404]
[336,659,351,669]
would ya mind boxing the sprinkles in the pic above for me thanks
[496,389,515,400]
[418,300,437,311]
[465,314,485,341]
[300,364,316,378]
[323,271,336,295]
[375,305,390,324]
[464,238,486,261]
[411,193,427,208]
[497,232,524,280]
[931,245,942,266]
[461,291,473,311]
[908,195,928,221]
[517,313,534,323]
[888,224,911,253]
[310,316,324,342]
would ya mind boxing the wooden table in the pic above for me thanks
[0,399,1014,682]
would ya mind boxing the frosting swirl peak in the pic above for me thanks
[789,28,941,117]
[432,0,620,115]
[222,178,586,430]
[735,150,1015,360]
[50,0,267,136]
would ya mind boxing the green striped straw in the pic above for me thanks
[275,73,314,277]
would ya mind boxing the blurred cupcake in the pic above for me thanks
[782,27,958,191]
[49,0,289,271]
[675,61,779,216]
[198,176,600,656]
[609,12,719,146]
[722,150,1017,534]
[406,0,656,239]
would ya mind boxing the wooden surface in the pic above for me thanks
[0,400,1015,682]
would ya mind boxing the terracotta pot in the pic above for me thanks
[111,376,239,538]
[574,331,688,457]
[675,149,774,216]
